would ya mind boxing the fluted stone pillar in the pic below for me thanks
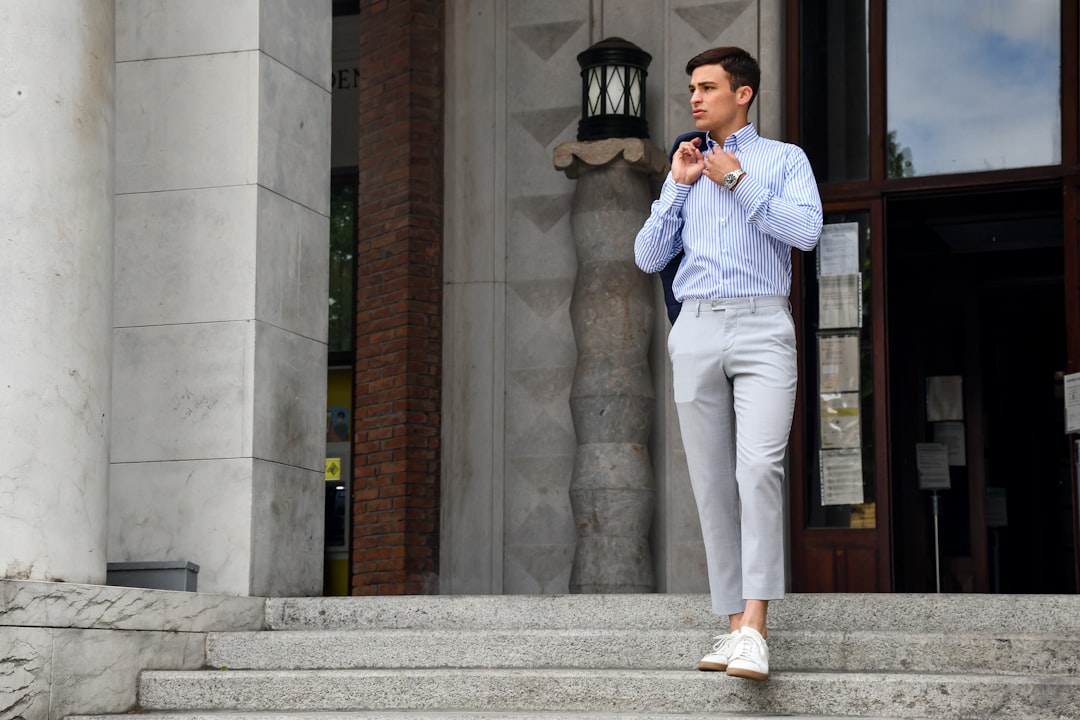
[0,0,115,583]
[554,138,668,593]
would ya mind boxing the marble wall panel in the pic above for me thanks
[260,0,333,90]
[441,0,505,593]
[255,188,330,344]
[115,0,259,62]
[111,322,254,463]
[258,55,332,216]
[0,577,265,720]
[249,460,324,597]
[116,51,259,194]
[108,459,255,596]
[48,627,204,719]
[114,186,258,328]
[251,322,327,472]
[501,0,589,595]
[443,0,502,287]
[1,626,51,720]
[440,280,504,594]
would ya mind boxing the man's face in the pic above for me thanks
[688,63,743,135]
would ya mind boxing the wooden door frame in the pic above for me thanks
[1067,180,1080,592]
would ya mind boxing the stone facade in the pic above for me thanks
[2,0,787,599]
[441,0,785,594]
[1,0,331,597]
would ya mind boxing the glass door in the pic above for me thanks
[791,199,891,591]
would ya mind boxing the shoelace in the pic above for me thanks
[712,633,736,652]
[730,636,758,663]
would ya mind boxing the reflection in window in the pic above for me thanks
[801,0,870,183]
[329,176,357,356]
[887,0,1060,177]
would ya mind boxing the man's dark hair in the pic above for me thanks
[685,46,760,108]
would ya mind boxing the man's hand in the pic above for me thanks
[702,148,742,187]
[671,137,706,185]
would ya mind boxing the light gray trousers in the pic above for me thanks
[668,296,796,616]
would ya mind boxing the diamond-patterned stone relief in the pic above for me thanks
[512,106,581,149]
[511,20,585,62]
[674,0,755,42]
[511,192,573,234]
[505,543,574,593]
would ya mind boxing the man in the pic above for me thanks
[634,47,822,681]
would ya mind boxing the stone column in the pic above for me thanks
[0,1,115,584]
[554,138,667,593]
[108,0,331,596]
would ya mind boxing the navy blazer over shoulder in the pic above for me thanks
[657,131,707,324]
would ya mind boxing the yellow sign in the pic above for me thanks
[325,458,341,480]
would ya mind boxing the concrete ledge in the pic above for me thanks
[0,579,265,632]
[0,579,265,720]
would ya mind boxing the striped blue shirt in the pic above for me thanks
[634,123,823,299]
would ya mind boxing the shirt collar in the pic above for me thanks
[705,123,759,153]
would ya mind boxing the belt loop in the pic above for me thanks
[750,296,757,314]
[696,300,701,317]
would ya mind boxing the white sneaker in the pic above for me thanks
[725,626,769,680]
[697,629,740,671]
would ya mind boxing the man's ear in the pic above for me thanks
[736,85,754,107]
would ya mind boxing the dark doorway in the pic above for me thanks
[886,186,1074,593]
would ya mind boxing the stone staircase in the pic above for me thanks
[68,593,1080,719]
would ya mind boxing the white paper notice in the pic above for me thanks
[916,442,951,490]
[933,421,966,466]
[820,392,861,449]
[820,449,864,506]
[819,273,862,329]
[926,375,963,422]
[819,334,860,393]
[817,222,860,277]
[1065,372,1080,434]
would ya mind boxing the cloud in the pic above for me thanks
[885,0,1060,176]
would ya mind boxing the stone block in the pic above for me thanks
[260,0,333,90]
[108,459,255,595]
[255,187,329,344]
[116,51,259,194]
[115,0,259,61]
[252,322,327,472]
[250,460,324,597]
[114,185,258,327]
[258,55,331,215]
[111,322,253,463]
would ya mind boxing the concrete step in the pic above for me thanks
[69,713,910,720]
[265,593,1080,635]
[135,667,1080,719]
[205,627,1080,676]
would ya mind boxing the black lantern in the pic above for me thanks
[576,37,652,141]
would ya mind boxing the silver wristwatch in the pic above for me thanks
[723,168,746,190]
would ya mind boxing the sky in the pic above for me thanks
[886,0,1060,176]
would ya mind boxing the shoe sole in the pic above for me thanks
[726,666,768,681]
[697,661,727,671]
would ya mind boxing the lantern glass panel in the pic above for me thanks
[605,65,625,115]
[628,68,642,115]
[587,66,602,116]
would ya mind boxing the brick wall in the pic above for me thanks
[351,0,444,595]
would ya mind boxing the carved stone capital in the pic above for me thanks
[553,137,668,180]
